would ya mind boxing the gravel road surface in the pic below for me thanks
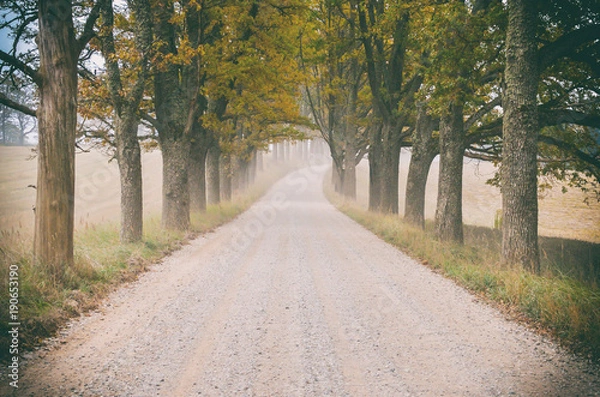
[7,165,600,396]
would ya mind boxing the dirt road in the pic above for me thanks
[8,165,600,396]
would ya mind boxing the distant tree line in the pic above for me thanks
[0,0,598,276]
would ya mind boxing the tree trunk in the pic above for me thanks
[332,158,343,193]
[220,153,232,201]
[272,142,279,163]
[435,102,465,244]
[235,156,249,192]
[502,0,540,273]
[161,137,190,230]
[380,123,401,214]
[100,0,151,243]
[405,105,438,228]
[34,0,78,275]
[189,141,207,212]
[256,149,263,172]
[249,150,258,184]
[206,145,221,205]
[153,0,193,231]
[342,147,356,199]
[116,115,143,242]
[368,125,383,212]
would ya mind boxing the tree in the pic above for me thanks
[301,0,368,199]
[415,0,503,243]
[147,0,203,231]
[95,0,153,242]
[201,0,307,202]
[501,0,540,272]
[0,81,37,145]
[0,0,105,275]
[353,0,422,214]
[501,0,600,272]
[404,103,437,228]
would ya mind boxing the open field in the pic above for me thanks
[0,146,163,235]
[354,148,600,243]
[1,145,598,243]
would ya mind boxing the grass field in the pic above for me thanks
[2,146,598,241]
[0,146,163,235]
[354,149,600,243]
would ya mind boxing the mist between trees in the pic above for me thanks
[0,0,599,278]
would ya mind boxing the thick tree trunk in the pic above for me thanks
[332,158,343,193]
[368,125,383,212]
[153,0,193,231]
[206,145,221,205]
[502,0,540,272]
[380,123,401,214]
[435,102,465,244]
[34,0,78,274]
[220,153,232,201]
[161,137,190,230]
[342,147,357,199]
[116,115,143,242]
[405,106,437,228]
[189,142,207,212]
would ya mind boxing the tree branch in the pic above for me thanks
[538,25,600,72]
[465,96,501,131]
[0,91,37,117]
[140,112,161,131]
[539,109,600,129]
[465,118,502,146]
[538,134,600,172]
[76,0,108,54]
[0,49,42,86]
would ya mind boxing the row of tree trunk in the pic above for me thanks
[355,0,547,273]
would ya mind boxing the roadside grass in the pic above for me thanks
[326,188,600,362]
[0,165,292,362]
